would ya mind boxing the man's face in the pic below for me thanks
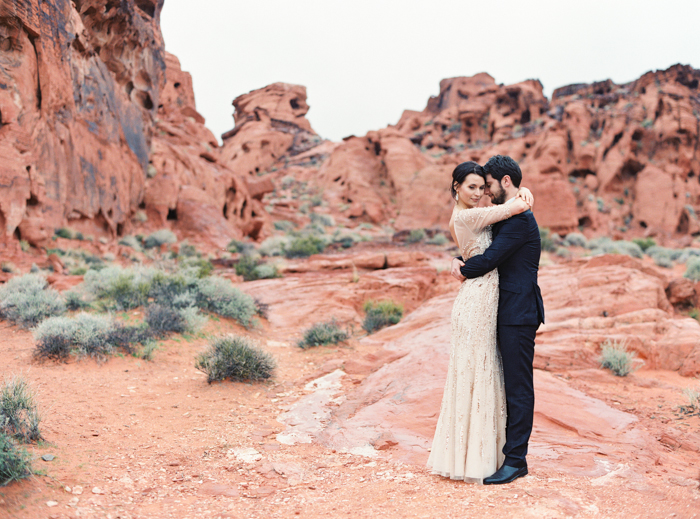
[485,174,506,205]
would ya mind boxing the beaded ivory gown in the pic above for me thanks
[427,204,511,483]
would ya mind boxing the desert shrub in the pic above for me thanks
[646,246,674,268]
[64,290,90,311]
[254,298,269,320]
[676,248,700,264]
[195,335,275,383]
[1,263,15,273]
[298,320,349,349]
[81,267,152,310]
[407,229,426,244]
[426,233,448,246]
[145,304,187,336]
[362,300,404,333]
[684,257,700,281]
[105,323,152,353]
[600,339,637,377]
[0,432,31,486]
[284,234,326,258]
[539,228,557,252]
[258,236,290,257]
[177,306,208,333]
[0,377,41,443]
[33,313,115,360]
[274,220,297,232]
[0,274,66,328]
[54,227,74,239]
[683,386,700,415]
[310,213,335,228]
[589,239,643,259]
[563,232,588,248]
[196,277,257,327]
[118,235,143,252]
[177,242,198,257]
[143,229,177,249]
[555,247,571,258]
[632,237,656,252]
[227,239,256,255]
[235,254,281,281]
[148,270,197,306]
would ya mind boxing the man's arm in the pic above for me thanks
[460,216,529,279]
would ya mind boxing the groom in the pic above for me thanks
[451,155,545,484]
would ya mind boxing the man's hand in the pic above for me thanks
[451,257,466,282]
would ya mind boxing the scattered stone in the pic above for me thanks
[91,486,105,495]
[46,501,59,507]
[41,454,55,461]
[72,486,83,495]
[229,447,262,463]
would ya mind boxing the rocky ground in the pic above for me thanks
[1,244,700,519]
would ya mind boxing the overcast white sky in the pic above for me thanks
[160,0,700,143]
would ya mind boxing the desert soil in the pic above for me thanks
[1,253,700,519]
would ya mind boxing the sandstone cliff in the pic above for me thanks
[0,0,260,251]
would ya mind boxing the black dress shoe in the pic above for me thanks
[483,464,528,485]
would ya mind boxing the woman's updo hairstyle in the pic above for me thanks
[451,161,485,199]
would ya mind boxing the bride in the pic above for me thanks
[427,161,533,483]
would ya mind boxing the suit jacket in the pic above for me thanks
[460,210,545,326]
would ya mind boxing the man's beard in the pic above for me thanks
[490,181,506,205]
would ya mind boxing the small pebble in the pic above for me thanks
[46,501,59,507]
[92,487,104,495]
[72,486,83,495]
[41,454,55,461]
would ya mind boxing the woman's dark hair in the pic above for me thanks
[451,161,485,199]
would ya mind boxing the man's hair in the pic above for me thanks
[451,161,485,198]
[483,155,522,187]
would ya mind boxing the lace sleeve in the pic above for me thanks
[454,205,513,256]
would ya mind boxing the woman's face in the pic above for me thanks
[456,173,485,207]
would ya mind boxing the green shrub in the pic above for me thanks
[539,228,557,252]
[555,247,571,258]
[81,267,152,310]
[407,229,426,244]
[684,257,700,281]
[177,306,208,333]
[227,239,256,255]
[235,254,281,281]
[33,313,115,360]
[273,220,297,232]
[362,300,404,333]
[563,232,588,248]
[632,237,656,252]
[143,229,177,249]
[145,304,187,336]
[0,377,41,443]
[284,234,326,258]
[426,233,448,246]
[118,235,143,252]
[310,213,334,227]
[589,239,643,258]
[195,335,275,383]
[0,432,31,486]
[600,339,637,377]
[298,320,349,349]
[258,236,290,257]
[54,228,74,239]
[0,274,66,328]
[676,248,700,264]
[196,277,257,327]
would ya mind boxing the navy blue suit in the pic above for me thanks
[459,209,544,468]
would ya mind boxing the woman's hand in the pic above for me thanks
[516,187,534,207]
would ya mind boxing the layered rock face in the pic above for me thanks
[0,0,259,250]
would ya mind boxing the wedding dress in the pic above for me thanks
[426,204,511,483]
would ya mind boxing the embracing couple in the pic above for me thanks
[427,155,545,485]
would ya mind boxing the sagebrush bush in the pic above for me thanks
[284,234,326,258]
[145,304,186,336]
[227,239,257,255]
[684,257,700,281]
[362,300,404,333]
[0,377,41,443]
[407,229,426,244]
[118,235,143,252]
[632,237,656,252]
[235,254,281,281]
[258,236,290,257]
[426,233,448,246]
[589,239,643,259]
[555,247,571,258]
[676,248,700,265]
[196,277,257,327]
[563,232,588,248]
[298,320,349,349]
[0,274,66,328]
[195,335,275,383]
[310,213,334,227]
[143,229,177,249]
[34,313,115,360]
[539,228,557,252]
[0,432,31,486]
[81,267,151,310]
[600,339,637,376]
[273,220,297,233]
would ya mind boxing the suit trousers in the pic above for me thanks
[497,323,538,468]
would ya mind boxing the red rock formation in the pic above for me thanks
[0,0,261,252]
